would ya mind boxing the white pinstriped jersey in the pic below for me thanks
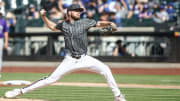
[56,18,96,56]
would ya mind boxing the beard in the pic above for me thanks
[71,14,80,20]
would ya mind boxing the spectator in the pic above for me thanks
[153,5,169,23]
[86,9,96,19]
[41,0,59,13]
[109,12,116,23]
[114,3,128,26]
[85,0,97,19]
[28,4,40,20]
[49,7,64,23]
[2,0,179,30]
[166,2,175,21]
[127,0,144,19]
[148,0,160,13]
[57,0,64,13]
[36,0,42,11]
[86,10,92,18]
[8,0,28,9]
[138,0,148,3]
[86,0,97,11]
[133,0,144,16]
[126,0,135,19]
[0,0,5,16]
[22,0,28,6]
[97,0,104,13]
[150,43,164,56]
[62,4,69,14]
[105,41,114,56]
[97,0,110,13]
[120,0,130,10]
[108,0,117,12]
[108,0,129,12]
[59,47,65,56]
[72,0,83,7]
[138,5,152,19]
[6,11,16,33]
[62,0,73,6]
[127,0,135,7]
[112,40,131,56]
[9,0,17,9]
[0,12,8,78]
[99,12,109,21]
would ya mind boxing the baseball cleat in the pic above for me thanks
[4,89,22,98]
[114,95,126,101]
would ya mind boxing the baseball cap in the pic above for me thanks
[67,4,84,12]
[29,4,35,8]
[63,4,69,9]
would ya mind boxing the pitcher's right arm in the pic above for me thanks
[40,9,60,31]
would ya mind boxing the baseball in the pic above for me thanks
[40,9,46,16]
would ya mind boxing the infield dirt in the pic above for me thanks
[2,67,180,75]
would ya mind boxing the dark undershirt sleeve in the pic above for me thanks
[56,22,63,30]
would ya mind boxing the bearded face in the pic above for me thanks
[68,9,81,20]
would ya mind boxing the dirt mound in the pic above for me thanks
[0,98,47,101]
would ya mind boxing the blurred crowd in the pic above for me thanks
[0,0,176,57]
[0,0,179,33]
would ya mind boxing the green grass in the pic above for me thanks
[0,73,180,101]
[1,86,180,101]
[1,73,180,85]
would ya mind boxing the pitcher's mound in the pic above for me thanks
[0,98,47,101]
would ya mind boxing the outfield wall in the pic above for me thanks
[3,31,180,62]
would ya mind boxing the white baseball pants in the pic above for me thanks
[0,39,3,73]
[21,54,121,96]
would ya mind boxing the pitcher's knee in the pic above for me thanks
[101,68,113,78]
[104,65,112,73]
[101,70,111,77]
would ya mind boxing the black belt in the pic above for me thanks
[71,55,81,59]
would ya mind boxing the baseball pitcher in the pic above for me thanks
[5,4,126,101]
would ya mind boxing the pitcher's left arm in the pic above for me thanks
[88,21,117,33]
